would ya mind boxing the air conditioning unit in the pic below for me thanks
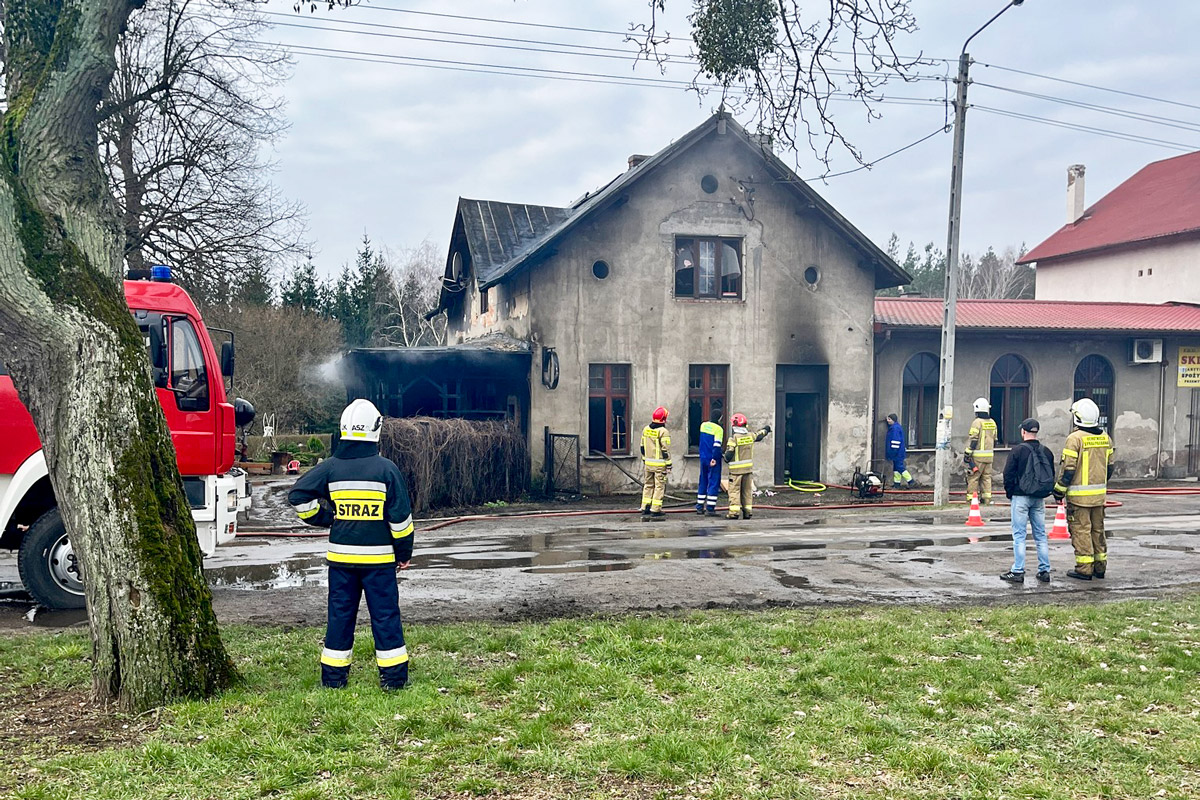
[1129,338,1163,364]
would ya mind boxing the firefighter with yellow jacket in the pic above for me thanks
[640,406,671,521]
[1054,398,1114,581]
[723,413,771,519]
[965,397,998,504]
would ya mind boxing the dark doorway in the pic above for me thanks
[774,365,828,484]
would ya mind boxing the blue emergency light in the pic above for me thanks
[150,265,173,282]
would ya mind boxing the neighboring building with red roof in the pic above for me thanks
[873,297,1200,482]
[1017,154,1200,304]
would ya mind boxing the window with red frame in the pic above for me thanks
[588,364,630,455]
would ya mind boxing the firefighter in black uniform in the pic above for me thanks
[288,399,415,690]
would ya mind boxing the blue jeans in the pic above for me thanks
[1010,495,1049,574]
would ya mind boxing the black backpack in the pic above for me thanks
[1017,442,1055,498]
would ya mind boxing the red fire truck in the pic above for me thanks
[0,269,253,608]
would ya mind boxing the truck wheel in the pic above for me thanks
[18,509,86,610]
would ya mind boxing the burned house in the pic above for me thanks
[405,112,908,492]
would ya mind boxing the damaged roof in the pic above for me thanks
[875,297,1200,333]
[437,112,908,312]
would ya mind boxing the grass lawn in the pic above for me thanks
[1,598,1198,799]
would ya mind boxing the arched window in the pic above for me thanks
[990,354,1031,446]
[902,352,939,448]
[1074,355,1114,430]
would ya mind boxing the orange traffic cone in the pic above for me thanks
[1049,501,1070,539]
[965,493,985,527]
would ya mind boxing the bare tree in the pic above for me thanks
[100,0,305,305]
[634,0,926,167]
[375,241,448,347]
[0,0,235,712]
[960,246,1034,299]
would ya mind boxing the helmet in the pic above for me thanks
[340,398,383,442]
[972,397,991,413]
[731,413,748,427]
[652,406,669,423]
[1070,398,1100,428]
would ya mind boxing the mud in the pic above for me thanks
[1,489,1197,630]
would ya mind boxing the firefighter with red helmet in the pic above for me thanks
[723,413,771,519]
[640,406,671,521]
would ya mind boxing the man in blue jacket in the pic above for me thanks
[695,406,724,516]
[289,399,414,690]
[885,413,916,489]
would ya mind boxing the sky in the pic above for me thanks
[255,0,1200,275]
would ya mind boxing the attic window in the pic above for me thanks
[701,174,719,194]
[592,260,610,280]
[674,237,742,300]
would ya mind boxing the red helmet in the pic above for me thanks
[652,406,669,423]
[731,413,747,427]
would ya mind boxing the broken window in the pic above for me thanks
[1074,354,1114,431]
[675,237,742,299]
[588,364,630,455]
[902,352,938,448]
[688,365,728,452]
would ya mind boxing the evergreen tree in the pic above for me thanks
[280,256,323,314]
[234,255,276,308]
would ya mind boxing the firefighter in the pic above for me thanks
[884,413,915,489]
[1053,398,1114,581]
[696,406,724,516]
[723,413,771,519]
[640,406,671,521]
[964,397,998,504]
[288,399,414,690]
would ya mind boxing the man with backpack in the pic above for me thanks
[1000,418,1055,584]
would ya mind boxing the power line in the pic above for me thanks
[976,61,1200,113]
[974,81,1200,134]
[972,105,1198,151]
[818,125,949,179]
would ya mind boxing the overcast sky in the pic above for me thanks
[259,0,1200,275]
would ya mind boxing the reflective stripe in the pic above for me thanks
[729,460,752,469]
[644,459,668,468]
[329,480,386,493]
[294,499,321,519]
[331,490,386,503]
[327,543,395,564]
[389,517,414,539]
[376,646,409,667]
[1067,484,1107,496]
[969,450,993,458]
[329,543,393,555]
[1095,552,1107,561]
[328,552,395,564]
[1076,555,1094,564]
[1081,435,1110,448]
[1053,484,1068,494]
[321,647,352,667]
[1061,448,1079,458]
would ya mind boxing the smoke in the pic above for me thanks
[315,355,343,385]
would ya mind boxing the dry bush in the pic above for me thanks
[379,417,528,512]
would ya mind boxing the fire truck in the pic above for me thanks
[0,267,254,609]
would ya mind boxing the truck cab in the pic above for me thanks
[0,269,253,608]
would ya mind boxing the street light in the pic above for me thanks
[933,0,1026,507]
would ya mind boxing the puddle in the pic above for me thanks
[523,562,635,575]
[1139,543,1196,553]
[770,568,811,589]
[911,557,938,564]
[869,538,936,550]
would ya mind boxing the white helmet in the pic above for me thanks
[1071,398,1100,428]
[340,399,383,443]
[972,397,991,413]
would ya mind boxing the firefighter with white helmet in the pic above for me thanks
[1054,397,1115,580]
[288,399,415,690]
[723,413,772,519]
[640,406,672,521]
[965,397,998,504]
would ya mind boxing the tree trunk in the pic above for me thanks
[0,0,235,711]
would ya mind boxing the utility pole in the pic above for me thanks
[932,1,1025,507]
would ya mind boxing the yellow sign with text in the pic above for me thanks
[1179,346,1200,387]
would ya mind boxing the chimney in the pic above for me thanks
[627,154,649,170]
[1067,164,1086,224]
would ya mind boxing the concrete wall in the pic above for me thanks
[874,330,1200,483]
[1034,236,1200,304]
[456,127,881,492]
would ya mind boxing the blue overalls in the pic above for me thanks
[886,420,913,487]
[696,420,724,513]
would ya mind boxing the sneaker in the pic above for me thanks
[1036,571,1050,583]
[999,571,1025,583]
[1066,570,1092,581]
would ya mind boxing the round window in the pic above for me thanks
[804,266,820,286]
[701,174,719,194]
[592,260,610,280]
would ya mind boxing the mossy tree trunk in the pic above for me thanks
[0,0,236,711]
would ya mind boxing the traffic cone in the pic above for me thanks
[965,493,985,527]
[1049,501,1070,540]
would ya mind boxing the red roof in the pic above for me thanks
[1018,150,1200,264]
[875,298,1200,332]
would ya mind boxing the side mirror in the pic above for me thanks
[221,341,235,378]
[147,321,168,389]
[233,397,256,428]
